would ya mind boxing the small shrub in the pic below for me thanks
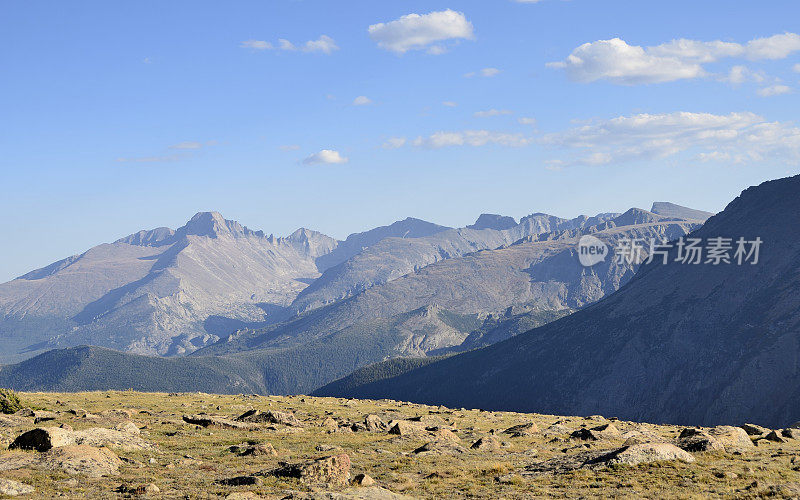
[0,388,23,414]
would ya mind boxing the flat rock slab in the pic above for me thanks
[270,453,351,486]
[0,478,35,496]
[10,426,154,452]
[590,443,696,466]
[182,414,258,430]
[0,445,122,478]
[236,409,303,427]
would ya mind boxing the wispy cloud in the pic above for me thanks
[368,10,474,54]
[549,33,800,85]
[240,35,338,54]
[303,149,349,165]
[412,130,532,149]
[474,109,513,118]
[353,96,373,106]
[442,101,458,107]
[541,111,800,166]
[116,155,183,163]
[382,137,407,149]
[757,84,791,97]
[465,68,501,78]
[240,40,273,50]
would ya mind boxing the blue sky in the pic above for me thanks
[1,0,799,282]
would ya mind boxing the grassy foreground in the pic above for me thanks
[0,391,798,498]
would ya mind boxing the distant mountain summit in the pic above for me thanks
[317,176,800,428]
[651,202,714,221]
[468,214,518,231]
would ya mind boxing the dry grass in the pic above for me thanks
[0,391,796,498]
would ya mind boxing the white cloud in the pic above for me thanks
[303,149,348,165]
[724,65,766,84]
[353,96,373,106]
[169,141,204,150]
[382,137,407,149]
[547,38,704,85]
[745,33,800,60]
[518,117,537,126]
[757,85,791,97]
[302,35,339,54]
[116,155,182,163]
[550,33,800,85]
[368,10,474,54]
[793,63,800,73]
[240,40,273,50]
[442,101,458,107]
[541,111,800,166]
[474,109,513,118]
[243,36,338,54]
[412,130,532,149]
[465,67,501,78]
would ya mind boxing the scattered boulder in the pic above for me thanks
[115,483,161,495]
[677,428,725,452]
[217,476,263,486]
[413,440,468,456]
[10,426,153,452]
[32,410,58,424]
[741,423,770,436]
[387,420,426,437]
[708,426,755,450]
[236,409,303,427]
[782,428,799,439]
[42,445,123,477]
[114,421,141,434]
[471,435,503,452]
[241,443,277,457]
[502,423,539,437]
[364,415,387,432]
[0,478,34,496]
[571,423,621,441]
[271,453,351,486]
[183,414,257,430]
[592,443,695,466]
[352,473,376,486]
[10,427,73,452]
[542,423,571,436]
[763,430,786,443]
[322,417,339,432]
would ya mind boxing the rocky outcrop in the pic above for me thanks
[592,443,695,466]
[0,478,35,496]
[236,409,303,427]
[10,426,153,452]
[271,454,352,486]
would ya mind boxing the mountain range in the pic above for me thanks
[0,201,710,395]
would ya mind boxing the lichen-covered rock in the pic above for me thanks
[502,423,539,437]
[42,445,123,477]
[0,478,35,496]
[271,453,352,486]
[471,435,503,452]
[593,443,696,466]
[236,409,303,427]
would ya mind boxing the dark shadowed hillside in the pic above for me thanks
[315,175,800,428]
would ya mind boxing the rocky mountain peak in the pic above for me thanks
[468,214,518,231]
[178,212,257,239]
